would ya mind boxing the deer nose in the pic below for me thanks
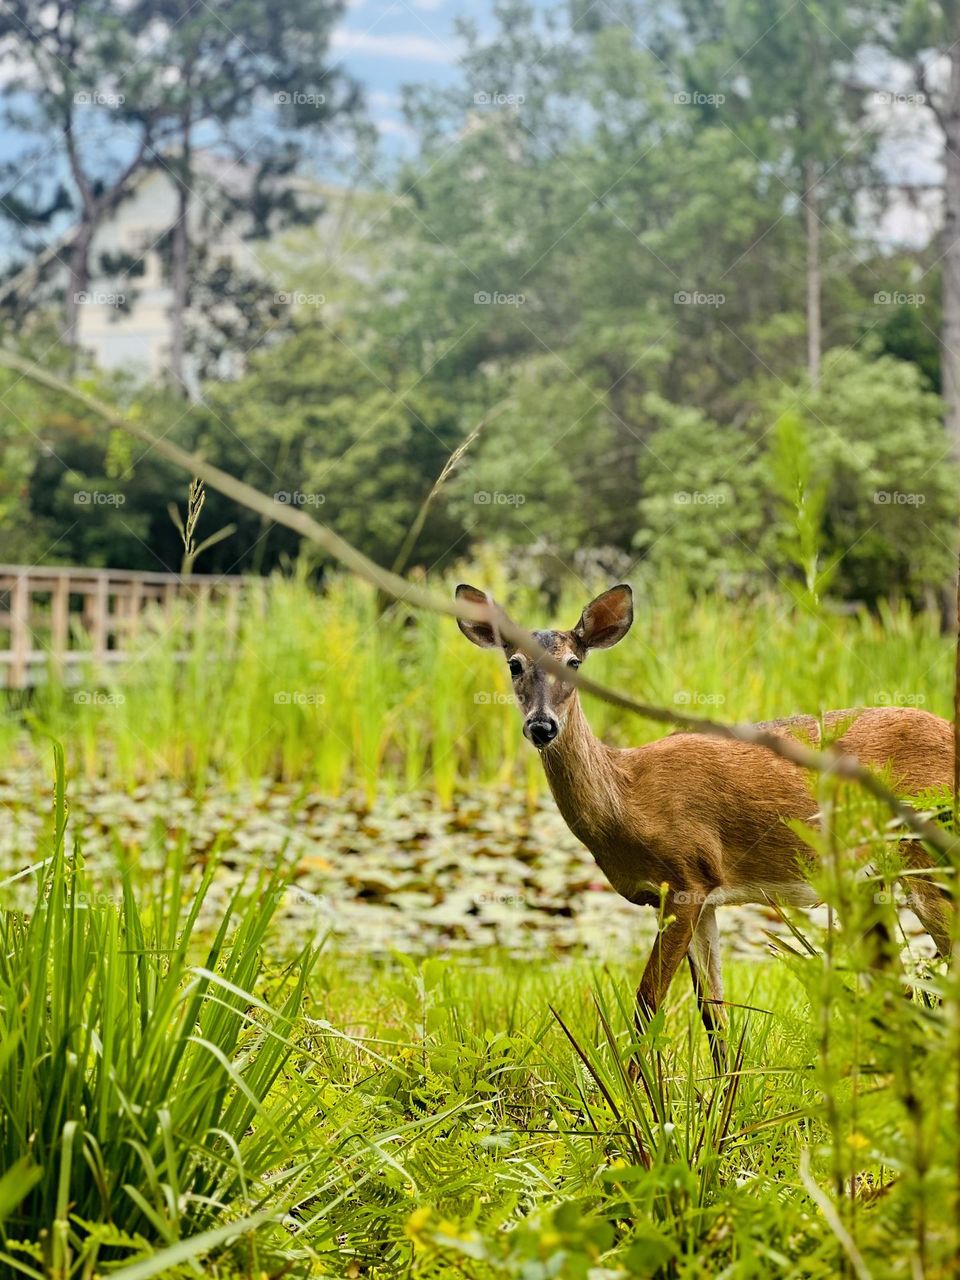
[525,716,559,748]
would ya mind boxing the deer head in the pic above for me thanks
[455,583,634,748]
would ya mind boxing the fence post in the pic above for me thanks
[127,575,143,646]
[91,575,109,668]
[10,573,30,689]
[51,573,69,678]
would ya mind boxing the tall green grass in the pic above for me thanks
[296,772,960,1277]
[9,567,951,802]
[4,750,960,1275]
[0,744,343,1277]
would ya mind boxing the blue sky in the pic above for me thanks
[331,0,473,143]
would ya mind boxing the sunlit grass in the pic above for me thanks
[3,575,958,1273]
[7,571,952,801]
[2,749,960,1276]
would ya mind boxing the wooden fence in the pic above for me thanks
[0,565,252,689]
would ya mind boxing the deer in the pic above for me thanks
[455,582,955,1067]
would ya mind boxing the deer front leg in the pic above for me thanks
[634,892,699,1044]
[686,904,727,1072]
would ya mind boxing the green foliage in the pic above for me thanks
[6,778,954,1277]
[0,745,326,1276]
[635,350,956,603]
[634,396,759,592]
[0,0,953,601]
[768,411,836,603]
[5,597,960,1275]
[182,326,466,571]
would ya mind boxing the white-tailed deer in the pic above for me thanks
[456,582,955,1064]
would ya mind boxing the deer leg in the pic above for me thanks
[687,904,727,1071]
[634,895,699,1049]
[866,851,953,995]
[900,851,953,958]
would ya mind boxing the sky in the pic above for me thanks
[0,0,945,255]
[330,0,472,146]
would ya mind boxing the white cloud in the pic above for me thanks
[411,0,445,9]
[330,29,456,63]
[375,116,415,140]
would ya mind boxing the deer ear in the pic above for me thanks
[573,584,633,650]
[455,583,501,649]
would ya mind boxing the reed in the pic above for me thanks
[8,572,951,801]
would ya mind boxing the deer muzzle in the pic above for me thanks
[524,715,559,748]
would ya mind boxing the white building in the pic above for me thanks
[26,154,383,389]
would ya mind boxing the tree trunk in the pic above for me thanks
[942,41,960,458]
[170,179,189,390]
[63,228,92,358]
[169,112,192,393]
[803,158,821,388]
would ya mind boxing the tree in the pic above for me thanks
[0,0,357,381]
[635,349,957,603]
[874,0,960,455]
[0,2,166,349]
[181,324,465,572]
[664,0,877,387]
[128,0,358,388]
[385,1,817,556]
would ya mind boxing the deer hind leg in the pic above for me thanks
[687,904,727,1071]
[900,847,953,958]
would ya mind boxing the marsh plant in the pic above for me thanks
[9,569,953,805]
[0,742,959,1275]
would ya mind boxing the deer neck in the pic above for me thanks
[539,695,626,854]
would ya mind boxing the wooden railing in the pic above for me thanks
[0,565,253,688]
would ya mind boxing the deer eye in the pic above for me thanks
[508,658,523,678]
[566,657,581,670]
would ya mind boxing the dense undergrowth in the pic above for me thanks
[2,743,960,1276]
